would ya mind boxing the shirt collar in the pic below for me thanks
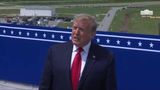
[73,41,91,53]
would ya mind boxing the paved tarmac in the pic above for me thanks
[97,7,123,31]
[0,81,38,90]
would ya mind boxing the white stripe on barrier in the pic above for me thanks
[1,34,160,53]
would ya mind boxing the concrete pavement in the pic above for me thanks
[97,7,123,31]
[0,80,38,90]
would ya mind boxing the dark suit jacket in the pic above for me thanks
[39,41,117,90]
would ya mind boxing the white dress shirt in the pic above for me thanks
[71,41,91,78]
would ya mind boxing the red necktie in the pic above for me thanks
[71,47,83,90]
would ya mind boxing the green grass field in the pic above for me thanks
[110,6,160,35]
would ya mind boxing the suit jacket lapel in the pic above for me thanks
[64,41,73,89]
[78,42,96,89]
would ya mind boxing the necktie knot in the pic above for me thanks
[77,47,83,53]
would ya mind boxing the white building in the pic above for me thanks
[20,6,55,17]
[140,9,153,16]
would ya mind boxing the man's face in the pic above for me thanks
[71,19,95,47]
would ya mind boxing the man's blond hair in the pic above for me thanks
[73,14,97,32]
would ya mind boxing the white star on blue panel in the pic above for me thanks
[96,38,100,43]
[35,33,38,37]
[127,41,131,46]
[52,34,55,39]
[19,31,22,35]
[149,42,154,48]
[116,40,120,45]
[3,30,6,34]
[43,33,46,38]
[60,35,64,39]
[27,32,30,36]
[69,36,72,40]
[138,41,142,47]
[11,30,14,35]
[106,39,110,44]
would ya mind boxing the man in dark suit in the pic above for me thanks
[39,14,117,90]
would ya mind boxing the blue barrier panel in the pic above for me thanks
[0,23,160,90]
